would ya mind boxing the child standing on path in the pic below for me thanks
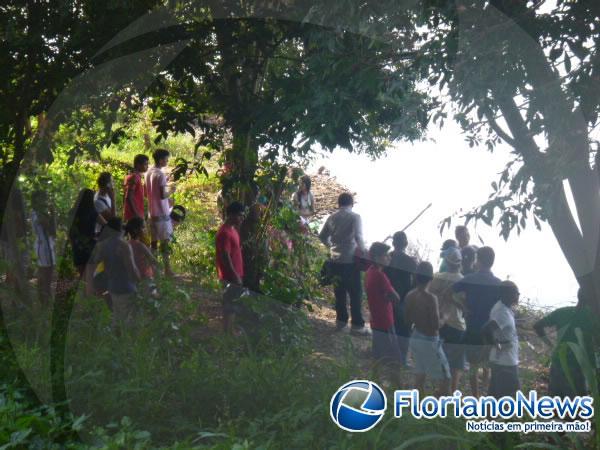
[405,261,451,396]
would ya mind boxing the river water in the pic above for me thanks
[309,122,579,309]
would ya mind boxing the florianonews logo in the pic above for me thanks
[330,380,387,432]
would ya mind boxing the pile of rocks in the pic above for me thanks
[309,166,355,219]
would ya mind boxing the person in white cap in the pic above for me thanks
[429,247,465,392]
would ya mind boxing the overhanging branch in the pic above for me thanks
[481,105,516,146]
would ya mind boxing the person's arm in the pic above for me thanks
[291,192,300,210]
[107,185,116,217]
[451,291,467,311]
[354,214,366,254]
[533,315,554,346]
[96,214,107,226]
[95,197,113,221]
[482,320,501,346]
[141,243,159,268]
[385,289,400,304]
[381,271,400,303]
[431,295,440,331]
[219,248,242,285]
[126,177,143,218]
[318,218,331,247]
[121,240,141,282]
[159,172,174,200]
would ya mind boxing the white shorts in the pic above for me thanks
[409,330,451,380]
[149,216,173,242]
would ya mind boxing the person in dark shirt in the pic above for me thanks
[534,288,596,397]
[455,226,478,275]
[384,231,417,366]
[453,246,501,397]
[69,188,107,277]
[460,245,477,275]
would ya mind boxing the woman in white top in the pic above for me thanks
[292,175,315,221]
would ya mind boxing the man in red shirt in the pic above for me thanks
[365,242,401,362]
[216,201,245,333]
[123,154,149,221]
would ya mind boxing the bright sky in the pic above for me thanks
[310,120,579,309]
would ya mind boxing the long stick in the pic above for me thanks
[383,203,433,242]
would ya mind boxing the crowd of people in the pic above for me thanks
[1,160,595,399]
[1,149,181,330]
[313,192,595,399]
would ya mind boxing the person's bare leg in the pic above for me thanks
[160,240,174,276]
[415,374,426,395]
[436,378,450,397]
[451,369,462,393]
[481,366,490,392]
[223,312,235,334]
[470,365,480,397]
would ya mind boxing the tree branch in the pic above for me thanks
[481,105,516,146]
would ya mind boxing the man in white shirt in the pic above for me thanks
[319,192,368,334]
[94,172,116,235]
[482,280,521,398]
[145,148,175,276]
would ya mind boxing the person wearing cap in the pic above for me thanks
[216,201,246,333]
[429,248,465,392]
[455,225,478,275]
[404,261,451,396]
[365,242,401,362]
[88,217,141,331]
[438,239,459,273]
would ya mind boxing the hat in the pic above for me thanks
[443,247,462,266]
[170,204,186,222]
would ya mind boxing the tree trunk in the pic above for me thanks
[463,3,600,315]
[0,114,42,405]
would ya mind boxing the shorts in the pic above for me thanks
[372,327,401,362]
[462,329,491,365]
[221,281,245,315]
[409,329,450,380]
[489,363,520,398]
[440,325,466,371]
[149,216,173,242]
